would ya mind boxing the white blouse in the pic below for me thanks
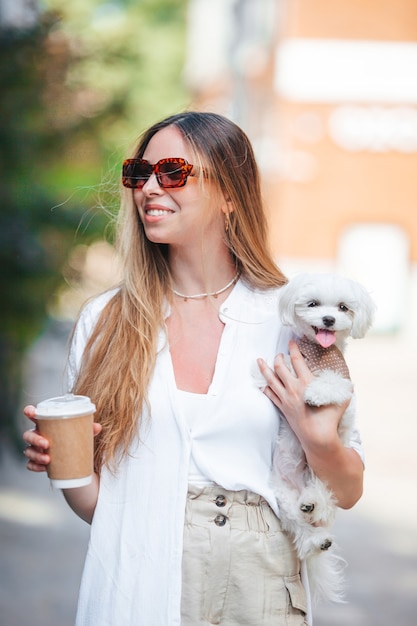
[67,279,363,626]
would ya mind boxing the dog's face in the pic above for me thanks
[279,273,376,348]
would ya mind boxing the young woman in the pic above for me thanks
[23,111,364,626]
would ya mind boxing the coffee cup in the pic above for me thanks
[35,394,96,489]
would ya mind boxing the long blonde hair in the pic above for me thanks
[72,111,287,471]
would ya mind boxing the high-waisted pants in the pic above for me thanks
[181,485,308,626]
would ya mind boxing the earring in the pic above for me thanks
[224,212,230,233]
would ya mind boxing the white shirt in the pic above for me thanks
[68,279,363,626]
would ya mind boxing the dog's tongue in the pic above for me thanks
[316,329,336,348]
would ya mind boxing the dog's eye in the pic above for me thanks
[307,300,319,308]
[339,303,349,312]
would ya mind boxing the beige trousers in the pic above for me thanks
[181,485,308,626]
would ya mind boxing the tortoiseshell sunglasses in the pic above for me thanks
[122,157,195,189]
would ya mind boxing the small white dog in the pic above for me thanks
[259,273,375,603]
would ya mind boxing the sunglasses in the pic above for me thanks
[122,157,195,189]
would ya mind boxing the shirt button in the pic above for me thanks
[214,514,227,527]
[215,495,227,507]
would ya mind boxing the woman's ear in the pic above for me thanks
[221,200,234,234]
[221,199,235,215]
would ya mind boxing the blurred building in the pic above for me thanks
[186,0,417,333]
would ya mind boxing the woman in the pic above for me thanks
[23,111,364,626]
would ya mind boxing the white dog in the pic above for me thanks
[259,273,375,603]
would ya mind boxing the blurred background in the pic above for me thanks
[0,0,416,625]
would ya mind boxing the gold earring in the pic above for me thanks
[224,212,230,233]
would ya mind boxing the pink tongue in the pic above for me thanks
[316,329,336,348]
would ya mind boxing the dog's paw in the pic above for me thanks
[304,371,353,406]
[298,495,318,524]
[298,480,337,526]
[300,502,315,514]
[320,538,333,551]
[294,527,335,560]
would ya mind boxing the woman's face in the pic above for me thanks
[133,126,225,248]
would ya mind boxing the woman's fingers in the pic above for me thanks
[258,351,297,396]
[256,358,285,407]
[23,405,101,473]
[23,404,50,471]
[257,343,314,422]
[287,340,313,382]
[23,428,49,450]
[25,457,50,473]
[23,432,50,472]
[257,356,285,385]
[23,404,37,423]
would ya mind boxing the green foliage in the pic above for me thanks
[0,18,80,440]
[43,0,189,155]
[0,18,77,345]
[0,0,188,441]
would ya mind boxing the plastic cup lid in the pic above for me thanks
[35,393,96,418]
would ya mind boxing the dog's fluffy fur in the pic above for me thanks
[262,273,375,604]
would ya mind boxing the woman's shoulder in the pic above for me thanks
[67,287,121,385]
[77,287,120,328]
[225,279,284,323]
[239,279,283,308]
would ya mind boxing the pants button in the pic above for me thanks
[215,494,227,507]
[214,514,227,527]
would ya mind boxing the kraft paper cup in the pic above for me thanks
[35,394,96,489]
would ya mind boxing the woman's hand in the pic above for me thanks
[23,405,50,472]
[23,405,102,473]
[257,341,345,449]
[257,341,363,508]
[23,404,103,524]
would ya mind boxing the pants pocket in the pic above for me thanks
[284,574,308,620]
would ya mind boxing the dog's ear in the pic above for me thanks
[351,283,377,338]
[278,278,298,326]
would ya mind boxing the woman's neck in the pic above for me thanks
[168,246,237,298]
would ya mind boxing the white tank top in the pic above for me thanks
[177,389,215,486]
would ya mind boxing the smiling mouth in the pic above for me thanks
[145,208,173,216]
[312,326,336,348]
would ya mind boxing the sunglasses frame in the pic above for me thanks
[122,157,195,189]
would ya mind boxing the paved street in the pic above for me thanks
[1,321,416,625]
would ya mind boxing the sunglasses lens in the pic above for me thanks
[122,158,193,189]
[122,160,153,188]
[157,161,187,187]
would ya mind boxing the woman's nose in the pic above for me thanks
[141,172,163,194]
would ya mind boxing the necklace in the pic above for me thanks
[172,272,239,302]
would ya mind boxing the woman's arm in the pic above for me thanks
[61,474,100,524]
[23,405,101,524]
[257,341,364,509]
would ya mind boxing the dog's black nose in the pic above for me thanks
[322,316,335,327]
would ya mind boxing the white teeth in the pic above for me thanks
[146,209,171,216]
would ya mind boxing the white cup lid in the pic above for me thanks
[35,393,96,418]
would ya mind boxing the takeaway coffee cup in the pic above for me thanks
[35,394,96,489]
